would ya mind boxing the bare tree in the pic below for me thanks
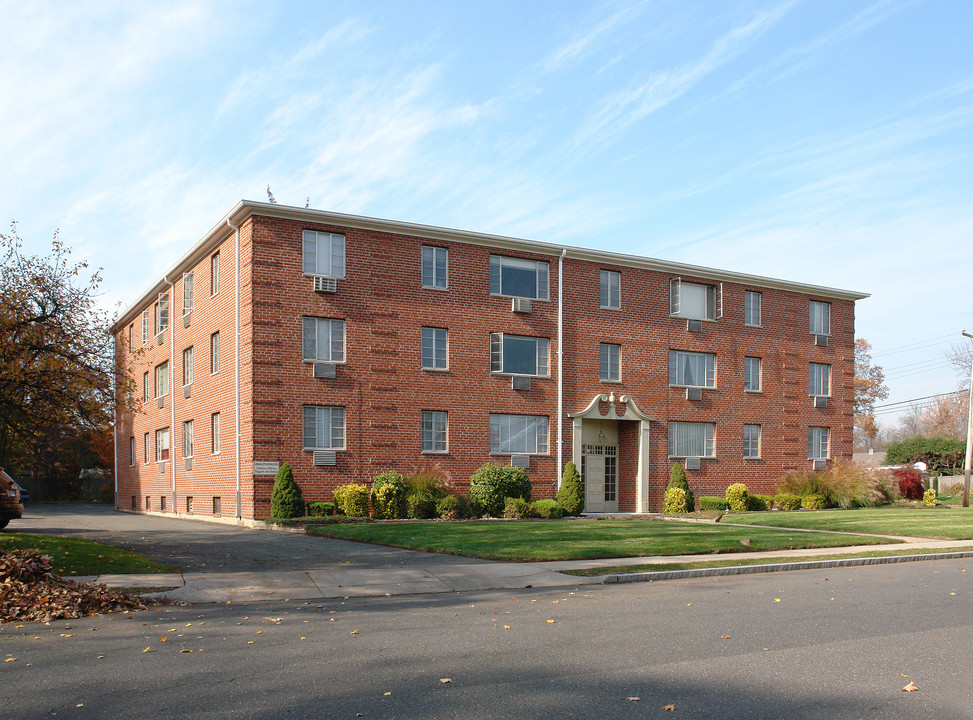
[946,341,973,390]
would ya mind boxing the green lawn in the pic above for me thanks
[726,506,973,540]
[307,519,895,561]
[0,533,179,576]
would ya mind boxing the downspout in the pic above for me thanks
[227,218,242,519]
[556,248,566,491]
[165,275,176,513]
[112,335,119,509]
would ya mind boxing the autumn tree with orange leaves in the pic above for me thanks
[854,338,889,448]
[0,224,135,482]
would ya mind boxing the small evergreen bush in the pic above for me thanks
[667,463,695,512]
[307,501,335,517]
[774,493,802,511]
[333,483,369,517]
[371,471,407,519]
[530,499,564,518]
[664,487,689,515]
[746,494,768,511]
[469,463,531,517]
[502,497,529,519]
[725,483,749,511]
[892,466,924,500]
[698,495,728,511]
[555,462,584,515]
[922,488,938,507]
[270,463,305,519]
[435,494,473,520]
[801,494,827,510]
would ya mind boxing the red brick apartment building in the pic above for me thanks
[111,201,867,521]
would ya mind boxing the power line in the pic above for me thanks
[872,389,965,410]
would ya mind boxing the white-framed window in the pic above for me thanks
[421,327,448,370]
[183,420,194,459]
[210,251,220,296]
[182,272,194,315]
[490,333,549,376]
[421,410,448,453]
[302,405,345,450]
[156,427,170,462]
[743,424,761,458]
[129,436,135,466]
[668,421,715,458]
[141,310,149,344]
[808,427,830,459]
[600,343,620,382]
[809,301,831,336]
[668,350,716,388]
[421,246,448,289]
[600,270,620,309]
[670,278,719,321]
[744,291,761,326]
[210,332,220,374]
[744,356,761,392]
[155,293,169,335]
[143,432,150,464]
[182,347,193,387]
[809,363,831,397]
[489,255,549,300]
[302,230,346,278]
[489,414,549,454]
[155,361,169,398]
[211,413,220,455]
[142,372,149,403]
[302,317,345,363]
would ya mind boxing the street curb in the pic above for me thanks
[600,551,973,584]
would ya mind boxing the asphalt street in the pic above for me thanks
[2,558,971,719]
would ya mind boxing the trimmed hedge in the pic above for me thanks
[664,487,689,515]
[530,499,565,519]
[774,493,802,511]
[307,501,335,517]
[502,497,529,519]
[469,463,531,517]
[801,494,827,510]
[698,495,728,511]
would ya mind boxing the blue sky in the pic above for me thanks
[2,0,971,430]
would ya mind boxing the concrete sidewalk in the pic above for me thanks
[79,537,973,603]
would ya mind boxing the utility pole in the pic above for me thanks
[962,330,973,508]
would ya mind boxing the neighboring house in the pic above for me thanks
[111,201,867,521]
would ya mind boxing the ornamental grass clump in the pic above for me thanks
[776,460,896,509]
[404,471,450,519]
[270,463,305,519]
[555,461,584,516]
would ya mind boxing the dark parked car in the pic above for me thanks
[1,468,24,530]
[15,482,29,503]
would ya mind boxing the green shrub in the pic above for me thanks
[885,435,966,474]
[270,463,305,519]
[698,495,728,511]
[801,494,827,510]
[370,471,407,519]
[555,461,584,515]
[530,499,565,519]
[306,501,335,517]
[469,463,532,517]
[333,483,369,517]
[746,494,768,511]
[667,463,695,512]
[774,493,802,511]
[502,497,529,519]
[922,488,938,507]
[402,471,449,519]
[663,487,689,515]
[725,483,749,511]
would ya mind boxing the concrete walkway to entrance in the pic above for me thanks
[10,504,973,603]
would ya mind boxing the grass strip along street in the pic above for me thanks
[307,518,893,561]
[0,533,179,576]
[725,506,973,539]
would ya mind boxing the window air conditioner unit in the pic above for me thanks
[313,450,337,466]
[512,376,531,391]
[685,457,701,470]
[814,396,828,408]
[157,397,165,409]
[314,276,338,293]
[812,459,827,471]
[511,298,532,313]
[510,454,530,469]
[158,462,166,474]
[815,334,829,347]
[183,313,191,329]
[687,319,702,333]
[183,385,191,399]
[686,387,702,401]
[313,362,337,379]
[184,458,192,472]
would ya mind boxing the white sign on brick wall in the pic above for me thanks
[253,461,280,476]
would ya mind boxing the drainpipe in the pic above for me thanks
[112,335,118,509]
[227,218,242,519]
[165,275,176,513]
[556,248,566,490]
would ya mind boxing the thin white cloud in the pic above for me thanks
[540,0,648,73]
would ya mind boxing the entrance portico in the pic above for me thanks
[567,393,655,513]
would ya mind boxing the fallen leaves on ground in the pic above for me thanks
[902,682,918,692]
[0,550,144,623]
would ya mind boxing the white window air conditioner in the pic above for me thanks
[814,396,828,408]
[815,334,829,347]
[313,362,337,379]
[686,387,702,401]
[313,450,337,466]
[510,454,530,469]
[812,459,827,471]
[511,298,532,313]
[512,376,531,391]
[314,276,338,293]
[687,319,703,333]
[685,457,701,470]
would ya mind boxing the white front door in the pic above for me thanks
[584,445,618,512]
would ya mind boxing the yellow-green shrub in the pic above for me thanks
[664,487,689,514]
[725,483,749,511]
[333,483,369,517]
[922,488,938,507]
[801,494,827,510]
